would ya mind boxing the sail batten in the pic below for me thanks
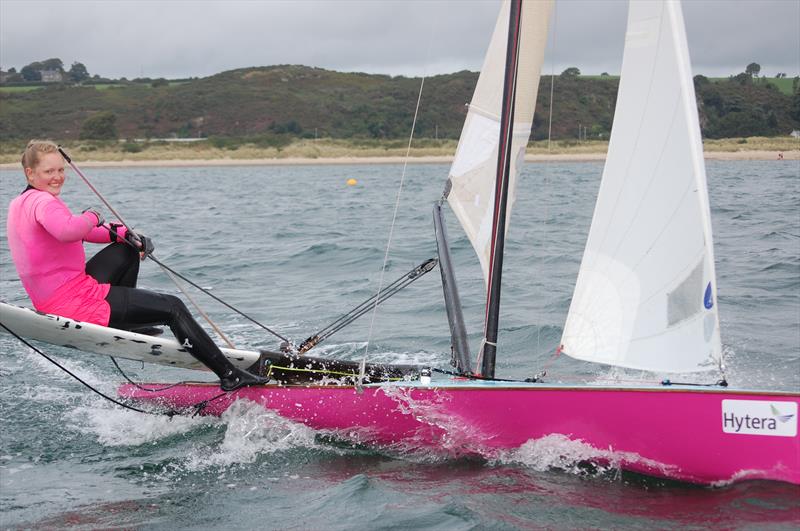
[561,0,722,373]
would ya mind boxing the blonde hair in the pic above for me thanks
[21,140,62,170]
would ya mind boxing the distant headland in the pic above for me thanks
[1,60,798,166]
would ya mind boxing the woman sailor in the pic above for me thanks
[6,140,268,391]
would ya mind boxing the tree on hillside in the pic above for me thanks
[269,120,302,135]
[40,58,64,71]
[20,65,41,81]
[561,67,581,78]
[731,72,751,86]
[68,62,89,83]
[745,62,761,78]
[80,112,118,140]
[22,58,64,73]
[699,85,723,111]
[368,120,386,138]
[792,86,800,122]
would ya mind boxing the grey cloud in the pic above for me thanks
[1,0,797,80]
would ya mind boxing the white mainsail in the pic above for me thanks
[561,0,722,373]
[446,0,553,285]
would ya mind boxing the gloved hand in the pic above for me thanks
[125,231,155,259]
[81,207,105,227]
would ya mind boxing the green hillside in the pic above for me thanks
[1,65,797,143]
[696,75,799,137]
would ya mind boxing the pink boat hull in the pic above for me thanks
[119,382,800,485]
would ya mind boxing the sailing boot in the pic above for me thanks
[219,367,271,392]
[176,332,270,391]
[189,344,270,392]
[169,297,270,391]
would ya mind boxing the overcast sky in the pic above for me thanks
[1,0,798,80]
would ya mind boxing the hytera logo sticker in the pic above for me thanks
[722,400,797,437]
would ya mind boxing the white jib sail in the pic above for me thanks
[561,0,722,373]
[446,0,553,285]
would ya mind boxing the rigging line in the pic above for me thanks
[58,149,240,349]
[101,225,237,349]
[558,374,662,385]
[157,260,236,349]
[2,318,237,418]
[99,215,290,347]
[114,371,226,416]
[362,16,437,361]
[265,364,410,382]
[0,321,154,416]
[301,258,437,352]
[58,147,136,236]
[147,253,291,345]
[109,356,206,392]
[312,259,435,337]
[534,2,558,366]
[362,75,425,359]
[537,344,563,374]
[114,228,288,344]
[1,321,234,417]
[546,3,557,152]
[430,367,521,383]
[661,378,728,388]
[188,392,229,417]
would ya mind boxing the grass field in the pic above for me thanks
[0,85,45,93]
[709,76,796,95]
[762,77,796,95]
[4,76,793,93]
[580,75,620,80]
[0,81,189,93]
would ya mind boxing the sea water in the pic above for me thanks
[0,160,798,529]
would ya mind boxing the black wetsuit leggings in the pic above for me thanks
[87,243,230,377]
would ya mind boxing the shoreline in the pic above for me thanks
[0,149,795,169]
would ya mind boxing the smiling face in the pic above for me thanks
[25,152,66,196]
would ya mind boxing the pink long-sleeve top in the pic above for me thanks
[7,188,125,325]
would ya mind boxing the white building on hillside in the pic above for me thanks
[39,70,63,83]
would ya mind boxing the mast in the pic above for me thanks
[480,0,524,378]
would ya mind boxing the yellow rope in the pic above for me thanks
[266,363,408,382]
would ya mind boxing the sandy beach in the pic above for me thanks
[0,149,795,170]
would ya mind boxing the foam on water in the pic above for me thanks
[14,384,86,404]
[17,345,120,392]
[493,434,675,479]
[375,385,490,460]
[57,393,322,471]
[310,341,443,367]
[1,161,798,527]
[182,399,319,471]
[66,401,212,447]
